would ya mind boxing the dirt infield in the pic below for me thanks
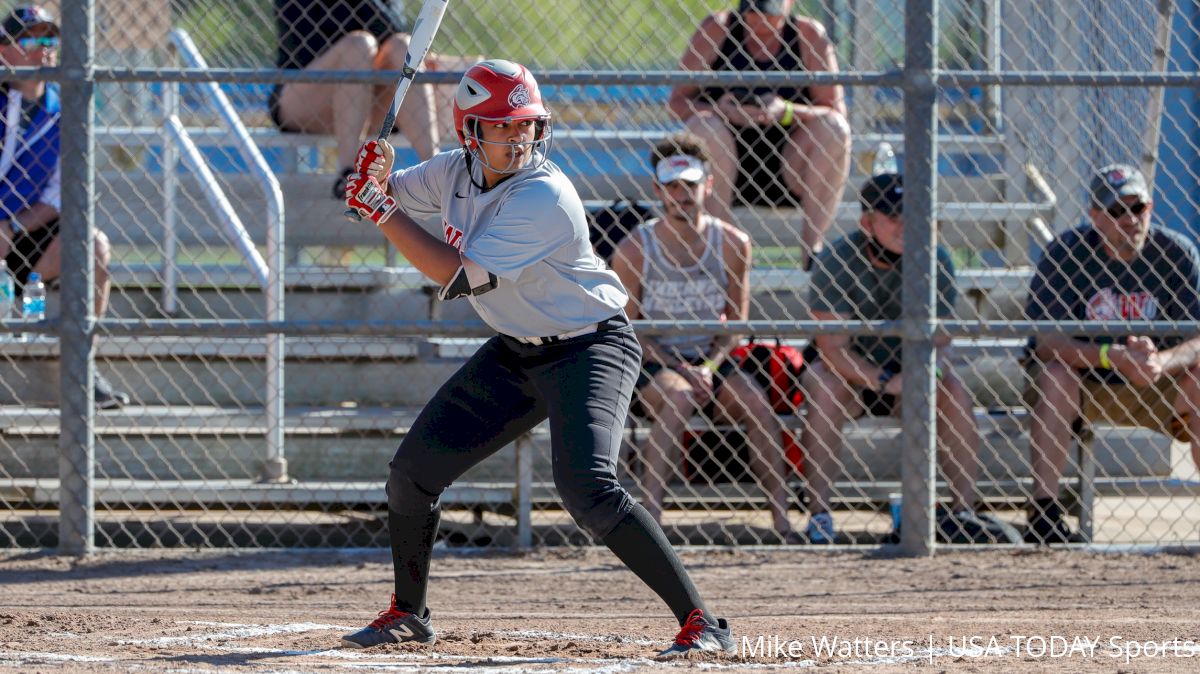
[1,546,1198,673]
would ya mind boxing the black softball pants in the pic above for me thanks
[385,321,709,625]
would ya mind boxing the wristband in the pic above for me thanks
[1098,343,1112,370]
[9,216,24,235]
[702,359,719,374]
[779,100,795,127]
[935,366,944,380]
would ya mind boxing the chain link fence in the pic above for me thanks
[1,0,1199,552]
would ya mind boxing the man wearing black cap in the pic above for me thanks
[1023,163,1200,544]
[799,173,1005,544]
[0,5,127,408]
[667,0,850,267]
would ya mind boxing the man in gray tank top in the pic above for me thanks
[611,132,800,543]
[341,61,733,659]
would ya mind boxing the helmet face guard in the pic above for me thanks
[461,113,553,174]
[453,60,553,175]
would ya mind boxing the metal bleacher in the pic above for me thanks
[4,61,1183,548]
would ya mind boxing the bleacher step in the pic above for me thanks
[0,406,1173,485]
[6,476,1197,510]
[0,349,462,407]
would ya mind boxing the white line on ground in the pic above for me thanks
[503,629,658,646]
[117,621,347,646]
[0,651,114,663]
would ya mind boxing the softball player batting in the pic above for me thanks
[341,59,734,659]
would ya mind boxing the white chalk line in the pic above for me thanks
[0,650,114,663]
[504,629,659,646]
[117,621,347,646]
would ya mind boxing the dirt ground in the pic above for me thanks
[1,547,1199,673]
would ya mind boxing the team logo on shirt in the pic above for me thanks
[443,220,464,251]
[1085,288,1158,320]
[508,84,531,108]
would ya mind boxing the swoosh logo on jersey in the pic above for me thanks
[454,191,468,198]
[389,624,415,640]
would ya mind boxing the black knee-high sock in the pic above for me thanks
[388,503,441,616]
[600,503,709,625]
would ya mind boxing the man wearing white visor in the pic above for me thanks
[612,132,800,543]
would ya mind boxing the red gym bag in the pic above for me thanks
[729,338,806,414]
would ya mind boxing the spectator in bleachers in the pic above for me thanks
[271,0,474,198]
[611,132,800,543]
[667,0,850,269]
[801,173,997,544]
[1023,163,1200,544]
[0,5,127,409]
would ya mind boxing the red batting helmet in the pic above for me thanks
[453,59,552,173]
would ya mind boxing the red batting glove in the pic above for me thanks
[344,173,398,226]
[355,139,395,182]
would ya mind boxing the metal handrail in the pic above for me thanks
[165,29,287,483]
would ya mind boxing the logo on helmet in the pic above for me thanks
[508,84,531,109]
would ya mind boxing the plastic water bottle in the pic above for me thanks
[872,141,898,176]
[22,271,45,343]
[0,260,13,342]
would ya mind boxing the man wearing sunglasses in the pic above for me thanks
[0,5,127,409]
[610,132,801,543]
[1024,163,1200,543]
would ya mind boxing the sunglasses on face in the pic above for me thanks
[1106,202,1148,219]
[16,36,58,50]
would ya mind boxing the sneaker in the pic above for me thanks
[936,507,1006,544]
[332,166,354,200]
[655,609,734,660]
[803,511,836,544]
[1024,500,1083,544]
[341,594,436,649]
[94,374,129,410]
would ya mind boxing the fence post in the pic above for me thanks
[515,433,533,550]
[899,0,939,557]
[57,0,97,555]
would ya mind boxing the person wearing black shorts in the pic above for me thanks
[667,0,851,266]
[0,5,125,409]
[272,0,476,198]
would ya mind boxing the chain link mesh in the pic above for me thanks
[1,0,1198,550]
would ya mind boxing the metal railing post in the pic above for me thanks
[161,45,180,316]
[57,0,96,555]
[1143,0,1176,187]
[899,0,939,557]
[166,30,287,482]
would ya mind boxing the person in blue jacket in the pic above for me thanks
[0,5,127,409]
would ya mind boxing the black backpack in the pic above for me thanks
[588,199,655,262]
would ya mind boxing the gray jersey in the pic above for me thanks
[636,216,726,361]
[387,150,628,337]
